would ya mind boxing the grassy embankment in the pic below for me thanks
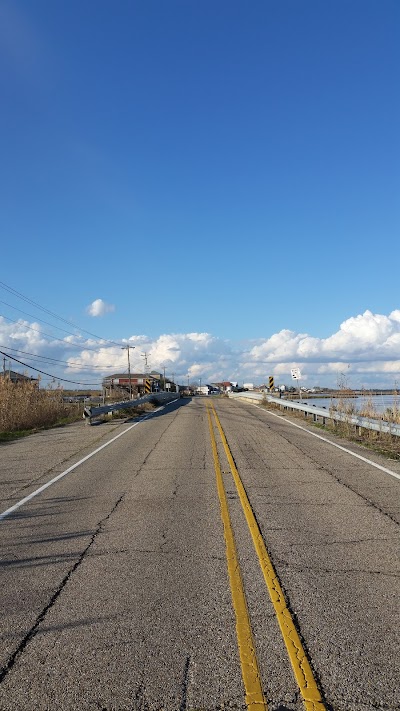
[264,389,400,460]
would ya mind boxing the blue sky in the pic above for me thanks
[0,1,399,389]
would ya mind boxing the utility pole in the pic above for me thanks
[163,365,166,391]
[141,352,151,373]
[121,345,135,400]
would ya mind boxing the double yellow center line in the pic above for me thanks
[207,401,326,711]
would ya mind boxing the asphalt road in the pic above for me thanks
[0,397,399,711]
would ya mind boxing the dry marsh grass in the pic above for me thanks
[358,394,400,424]
[106,401,158,421]
[262,390,400,460]
[330,389,400,423]
[328,390,400,458]
[0,379,75,435]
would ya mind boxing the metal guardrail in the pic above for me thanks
[228,391,400,437]
[83,392,179,424]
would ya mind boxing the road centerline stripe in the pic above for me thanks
[210,402,326,711]
[206,404,267,710]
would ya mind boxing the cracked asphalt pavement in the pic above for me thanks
[0,397,399,710]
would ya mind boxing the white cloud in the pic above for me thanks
[86,299,115,317]
[247,311,400,367]
[0,316,48,350]
[2,309,400,389]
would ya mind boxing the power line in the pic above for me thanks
[0,313,117,352]
[0,350,102,386]
[0,298,94,340]
[0,345,118,369]
[0,280,122,347]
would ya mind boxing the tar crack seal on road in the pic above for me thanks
[0,492,126,685]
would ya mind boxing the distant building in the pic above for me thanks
[197,385,213,395]
[102,372,161,397]
[102,372,176,397]
[212,381,234,392]
[0,370,39,387]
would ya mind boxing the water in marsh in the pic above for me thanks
[295,394,400,415]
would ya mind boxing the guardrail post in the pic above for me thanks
[230,392,400,438]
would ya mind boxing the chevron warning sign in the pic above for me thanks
[269,376,274,391]
[145,378,151,394]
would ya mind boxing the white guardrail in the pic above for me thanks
[228,391,400,437]
[83,392,178,425]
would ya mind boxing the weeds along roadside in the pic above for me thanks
[0,379,160,441]
[260,394,400,461]
[105,401,158,421]
[0,378,83,440]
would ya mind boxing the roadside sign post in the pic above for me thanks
[291,368,302,402]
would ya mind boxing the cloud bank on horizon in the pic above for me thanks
[1,309,400,389]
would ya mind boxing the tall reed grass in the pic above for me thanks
[0,379,71,433]
[358,393,400,424]
[327,388,400,457]
[265,389,400,459]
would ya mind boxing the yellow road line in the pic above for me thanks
[206,404,267,710]
[210,402,326,711]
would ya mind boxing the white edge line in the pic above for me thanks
[0,400,178,522]
[249,404,400,482]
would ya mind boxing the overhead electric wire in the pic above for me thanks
[0,345,118,369]
[0,281,138,384]
[0,350,102,386]
[0,280,122,348]
[0,298,104,340]
[0,313,119,352]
